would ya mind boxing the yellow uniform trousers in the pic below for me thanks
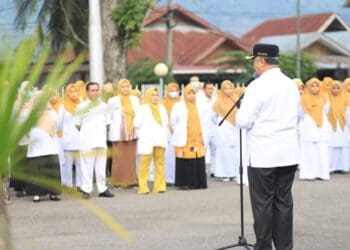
[138,147,166,194]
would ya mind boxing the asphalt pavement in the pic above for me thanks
[6,171,350,250]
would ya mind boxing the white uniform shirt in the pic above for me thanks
[27,110,59,157]
[75,100,111,151]
[134,104,168,155]
[236,68,300,168]
[170,101,205,147]
[107,95,140,142]
[197,94,216,138]
[58,107,80,150]
[299,102,331,142]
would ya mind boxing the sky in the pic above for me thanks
[159,0,350,36]
[1,0,349,40]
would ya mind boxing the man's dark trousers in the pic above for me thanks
[248,165,298,250]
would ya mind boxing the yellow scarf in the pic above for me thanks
[179,84,204,158]
[101,82,115,103]
[75,80,88,101]
[328,80,346,131]
[49,91,62,113]
[117,79,135,138]
[343,77,350,106]
[162,82,181,116]
[321,77,332,101]
[131,88,142,101]
[63,83,80,114]
[144,87,162,125]
[301,78,325,127]
[212,80,238,125]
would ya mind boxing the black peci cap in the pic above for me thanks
[245,43,279,60]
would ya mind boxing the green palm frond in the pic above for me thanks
[0,36,132,242]
[14,0,89,53]
[0,37,85,164]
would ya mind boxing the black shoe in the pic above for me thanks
[49,194,61,201]
[79,190,90,199]
[99,189,114,198]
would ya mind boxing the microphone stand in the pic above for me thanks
[216,92,253,250]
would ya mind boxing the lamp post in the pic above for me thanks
[154,63,169,97]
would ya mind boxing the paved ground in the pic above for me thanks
[6,172,350,250]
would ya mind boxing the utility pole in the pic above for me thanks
[166,0,173,65]
[89,0,104,87]
[296,0,301,79]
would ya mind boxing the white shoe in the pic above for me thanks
[33,195,40,202]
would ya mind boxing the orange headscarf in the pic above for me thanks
[75,80,88,101]
[63,83,80,114]
[117,79,135,139]
[294,78,304,96]
[179,84,204,158]
[162,82,180,116]
[328,80,347,131]
[144,87,162,125]
[343,77,350,106]
[212,80,238,125]
[131,88,142,102]
[101,82,115,102]
[321,77,332,101]
[49,91,62,113]
[301,78,326,127]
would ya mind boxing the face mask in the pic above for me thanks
[169,91,179,99]
[191,81,200,89]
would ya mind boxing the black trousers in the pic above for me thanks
[248,165,297,250]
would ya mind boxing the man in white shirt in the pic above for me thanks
[75,82,114,199]
[196,81,217,176]
[236,44,300,250]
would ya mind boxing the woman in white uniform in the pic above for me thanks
[299,78,331,180]
[328,80,349,173]
[25,92,61,202]
[161,83,181,185]
[134,88,168,194]
[212,80,240,181]
[58,83,81,188]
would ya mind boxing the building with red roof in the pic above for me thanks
[242,12,350,79]
[127,4,249,84]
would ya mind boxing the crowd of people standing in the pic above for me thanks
[3,72,350,205]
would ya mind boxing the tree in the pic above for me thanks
[103,0,156,83]
[214,50,317,83]
[14,0,89,55]
[127,58,175,87]
[279,52,317,81]
[214,51,255,83]
[15,0,157,84]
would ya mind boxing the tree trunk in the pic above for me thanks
[0,177,11,250]
[102,0,127,83]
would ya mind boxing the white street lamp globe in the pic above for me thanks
[154,63,169,77]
